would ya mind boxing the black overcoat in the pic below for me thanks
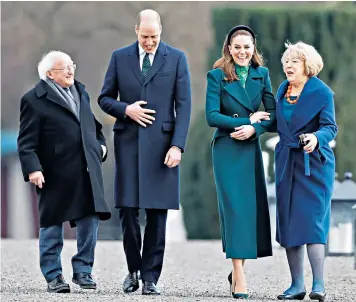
[17,80,111,227]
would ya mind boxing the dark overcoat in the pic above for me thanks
[206,66,276,259]
[17,80,111,227]
[275,77,338,248]
[98,41,191,210]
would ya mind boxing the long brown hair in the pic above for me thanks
[213,30,264,82]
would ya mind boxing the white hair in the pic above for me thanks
[37,50,72,80]
[281,41,324,77]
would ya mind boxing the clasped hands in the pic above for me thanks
[125,100,181,168]
[230,111,270,141]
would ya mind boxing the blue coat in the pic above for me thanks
[98,41,191,209]
[275,77,338,248]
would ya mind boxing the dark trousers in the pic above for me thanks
[119,208,168,284]
[39,215,99,282]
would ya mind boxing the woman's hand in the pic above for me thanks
[303,133,318,153]
[249,111,270,124]
[231,125,256,140]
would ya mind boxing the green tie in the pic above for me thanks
[142,52,151,77]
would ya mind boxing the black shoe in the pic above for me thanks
[72,273,97,289]
[142,281,160,295]
[47,274,70,293]
[309,291,326,301]
[277,291,306,300]
[123,271,139,293]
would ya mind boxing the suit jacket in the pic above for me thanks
[17,79,111,227]
[98,41,192,209]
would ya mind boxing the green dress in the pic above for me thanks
[206,64,276,259]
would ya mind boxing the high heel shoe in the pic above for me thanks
[309,291,326,301]
[230,274,248,299]
[233,293,249,299]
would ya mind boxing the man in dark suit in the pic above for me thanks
[17,51,111,293]
[98,9,191,295]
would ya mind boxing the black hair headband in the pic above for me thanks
[227,25,256,45]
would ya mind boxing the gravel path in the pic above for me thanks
[1,240,355,301]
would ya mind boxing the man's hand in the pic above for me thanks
[250,111,270,124]
[164,146,182,168]
[29,171,45,188]
[231,125,256,140]
[303,133,318,154]
[125,101,156,127]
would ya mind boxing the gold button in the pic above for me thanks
[233,114,239,118]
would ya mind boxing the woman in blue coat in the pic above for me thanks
[206,25,276,299]
[275,42,337,301]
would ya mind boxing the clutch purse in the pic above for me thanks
[299,134,307,147]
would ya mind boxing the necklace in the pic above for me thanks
[285,84,299,104]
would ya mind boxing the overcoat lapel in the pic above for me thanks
[277,78,327,135]
[128,42,145,85]
[245,66,264,110]
[143,42,167,85]
[36,80,79,123]
[223,65,264,112]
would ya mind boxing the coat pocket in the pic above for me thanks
[317,149,326,164]
[157,71,173,77]
[162,121,174,132]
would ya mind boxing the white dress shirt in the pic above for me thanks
[138,44,156,70]
[101,145,107,158]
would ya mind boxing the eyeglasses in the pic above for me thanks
[51,64,77,72]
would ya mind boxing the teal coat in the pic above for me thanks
[206,65,276,258]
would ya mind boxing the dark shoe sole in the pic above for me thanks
[142,292,161,295]
[47,286,70,293]
[309,292,326,301]
[72,278,97,290]
[277,292,306,300]
[123,284,139,293]
[233,293,248,299]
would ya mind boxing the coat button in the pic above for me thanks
[233,114,239,118]
[87,167,89,172]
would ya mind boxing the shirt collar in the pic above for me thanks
[138,43,157,57]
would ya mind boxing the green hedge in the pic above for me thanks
[181,5,356,239]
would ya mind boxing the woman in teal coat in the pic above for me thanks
[205,25,276,299]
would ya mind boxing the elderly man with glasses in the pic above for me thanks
[17,50,111,293]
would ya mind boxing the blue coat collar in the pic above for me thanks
[276,77,333,135]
